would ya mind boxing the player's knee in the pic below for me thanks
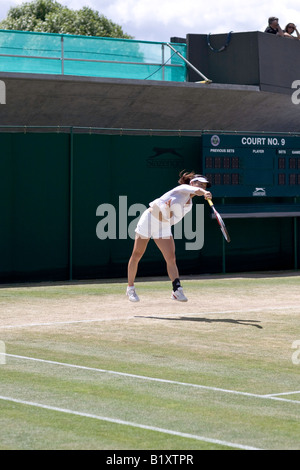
[165,252,176,265]
[132,248,145,260]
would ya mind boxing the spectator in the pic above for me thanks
[283,23,300,39]
[265,17,284,37]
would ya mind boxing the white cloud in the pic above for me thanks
[0,0,300,42]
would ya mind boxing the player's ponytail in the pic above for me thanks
[178,170,196,185]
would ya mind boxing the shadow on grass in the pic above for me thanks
[136,316,263,329]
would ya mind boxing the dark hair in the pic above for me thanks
[284,23,295,32]
[178,170,195,184]
[178,170,205,185]
[268,16,278,25]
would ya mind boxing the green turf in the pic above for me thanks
[0,274,300,449]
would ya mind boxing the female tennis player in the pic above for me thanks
[126,171,212,302]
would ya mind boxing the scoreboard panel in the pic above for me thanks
[202,133,300,197]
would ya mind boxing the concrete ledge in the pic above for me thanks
[0,71,297,132]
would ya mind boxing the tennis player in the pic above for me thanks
[126,171,212,302]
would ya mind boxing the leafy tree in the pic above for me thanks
[0,0,133,38]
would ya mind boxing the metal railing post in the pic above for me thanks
[166,42,212,83]
[61,36,64,75]
[161,44,165,81]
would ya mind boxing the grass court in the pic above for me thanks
[0,272,300,450]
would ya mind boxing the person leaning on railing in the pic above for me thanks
[283,23,300,40]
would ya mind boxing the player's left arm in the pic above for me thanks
[194,188,212,199]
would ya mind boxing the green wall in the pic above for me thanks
[0,132,298,283]
[0,133,70,282]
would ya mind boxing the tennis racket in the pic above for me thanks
[207,199,231,243]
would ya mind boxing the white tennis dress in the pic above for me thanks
[135,184,200,239]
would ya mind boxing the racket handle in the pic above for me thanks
[206,198,213,207]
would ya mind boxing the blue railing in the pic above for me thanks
[0,29,187,81]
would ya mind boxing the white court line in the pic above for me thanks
[3,353,300,405]
[0,394,261,450]
[0,318,128,329]
[0,305,299,330]
[263,391,300,397]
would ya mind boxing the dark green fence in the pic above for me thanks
[0,129,299,283]
[0,132,70,282]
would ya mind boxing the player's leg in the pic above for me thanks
[154,237,188,301]
[127,235,149,301]
[153,236,178,281]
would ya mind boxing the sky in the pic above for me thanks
[0,0,299,43]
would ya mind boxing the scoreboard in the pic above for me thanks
[202,133,300,197]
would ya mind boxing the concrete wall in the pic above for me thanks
[0,71,298,133]
[187,31,300,95]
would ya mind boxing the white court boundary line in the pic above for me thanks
[0,394,260,450]
[1,352,300,450]
[0,318,115,329]
[0,305,299,330]
[2,353,300,405]
[264,391,300,397]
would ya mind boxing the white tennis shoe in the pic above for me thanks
[126,286,140,302]
[171,287,188,302]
